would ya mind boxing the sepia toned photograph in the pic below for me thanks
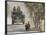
[6,1,45,35]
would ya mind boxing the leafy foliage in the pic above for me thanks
[12,6,25,23]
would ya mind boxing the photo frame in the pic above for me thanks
[5,0,45,35]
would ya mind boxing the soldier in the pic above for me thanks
[27,22,30,30]
[25,22,30,31]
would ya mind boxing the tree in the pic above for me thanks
[25,3,44,31]
[16,6,25,24]
[12,6,16,24]
[12,6,25,24]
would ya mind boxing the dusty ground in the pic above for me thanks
[7,24,38,35]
